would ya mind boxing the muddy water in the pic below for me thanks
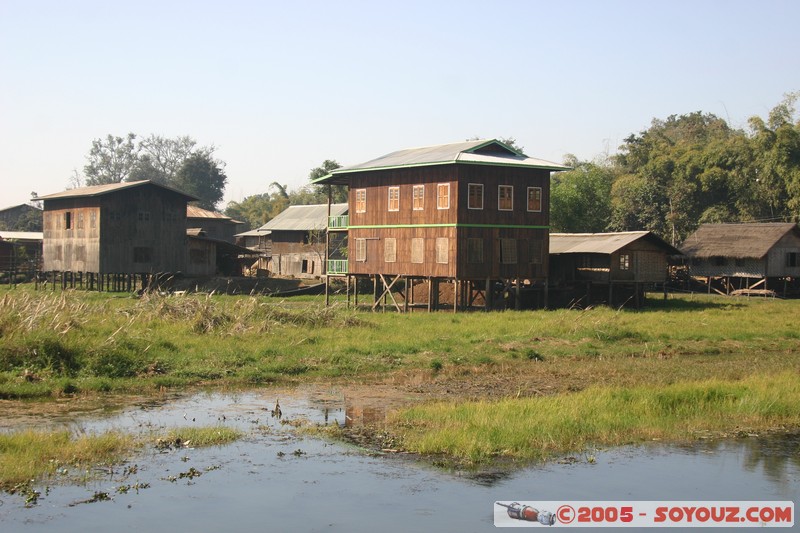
[1,388,798,532]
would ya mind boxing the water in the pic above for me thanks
[1,389,797,532]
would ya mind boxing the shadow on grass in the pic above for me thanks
[635,296,749,312]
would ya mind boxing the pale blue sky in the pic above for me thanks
[1,0,798,208]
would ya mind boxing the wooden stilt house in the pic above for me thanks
[36,181,196,291]
[680,222,800,296]
[312,139,569,310]
[549,231,680,308]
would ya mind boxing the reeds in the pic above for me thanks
[391,372,800,463]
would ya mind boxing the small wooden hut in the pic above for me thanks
[680,222,800,296]
[255,203,348,279]
[186,205,245,244]
[549,231,680,308]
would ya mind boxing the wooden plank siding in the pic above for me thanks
[345,164,551,280]
[42,186,189,274]
[270,230,325,278]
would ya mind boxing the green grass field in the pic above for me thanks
[1,286,799,398]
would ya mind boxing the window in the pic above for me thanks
[411,238,424,263]
[388,187,399,211]
[74,246,86,262]
[467,238,484,264]
[355,189,367,213]
[301,259,309,273]
[437,183,450,210]
[76,212,85,229]
[133,247,152,263]
[527,187,542,212]
[500,239,517,264]
[55,245,63,261]
[468,183,483,210]
[436,237,448,264]
[355,238,367,262]
[787,252,799,267]
[529,239,543,264]
[90,211,97,229]
[619,253,631,270]
[498,185,513,211]
[384,238,397,263]
[412,185,424,210]
[138,211,150,222]
[65,212,72,230]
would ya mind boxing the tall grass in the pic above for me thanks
[0,429,134,489]
[391,372,800,463]
[157,426,242,447]
[1,288,800,398]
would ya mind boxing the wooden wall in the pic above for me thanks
[186,237,216,276]
[270,230,325,278]
[43,199,101,272]
[43,184,188,274]
[345,164,551,280]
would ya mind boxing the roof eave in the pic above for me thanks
[314,159,567,183]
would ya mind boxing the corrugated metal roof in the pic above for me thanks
[35,180,198,201]
[186,205,233,220]
[550,231,681,255]
[235,229,272,237]
[313,139,569,184]
[680,223,799,259]
[256,203,348,232]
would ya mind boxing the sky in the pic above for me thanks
[1,0,798,209]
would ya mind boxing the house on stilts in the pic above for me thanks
[680,222,800,297]
[36,180,196,291]
[312,139,569,311]
[548,231,681,308]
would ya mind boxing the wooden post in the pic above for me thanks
[514,278,521,310]
[453,279,458,313]
[427,277,433,312]
[485,278,492,311]
[544,277,549,309]
[403,276,409,313]
[354,275,359,307]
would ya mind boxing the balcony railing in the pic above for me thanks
[328,215,349,230]
[327,259,348,275]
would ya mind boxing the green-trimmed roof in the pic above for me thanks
[312,139,569,185]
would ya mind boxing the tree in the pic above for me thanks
[550,156,614,232]
[174,153,227,210]
[130,135,200,184]
[83,133,139,185]
[307,159,346,203]
[77,133,227,209]
[610,112,745,243]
